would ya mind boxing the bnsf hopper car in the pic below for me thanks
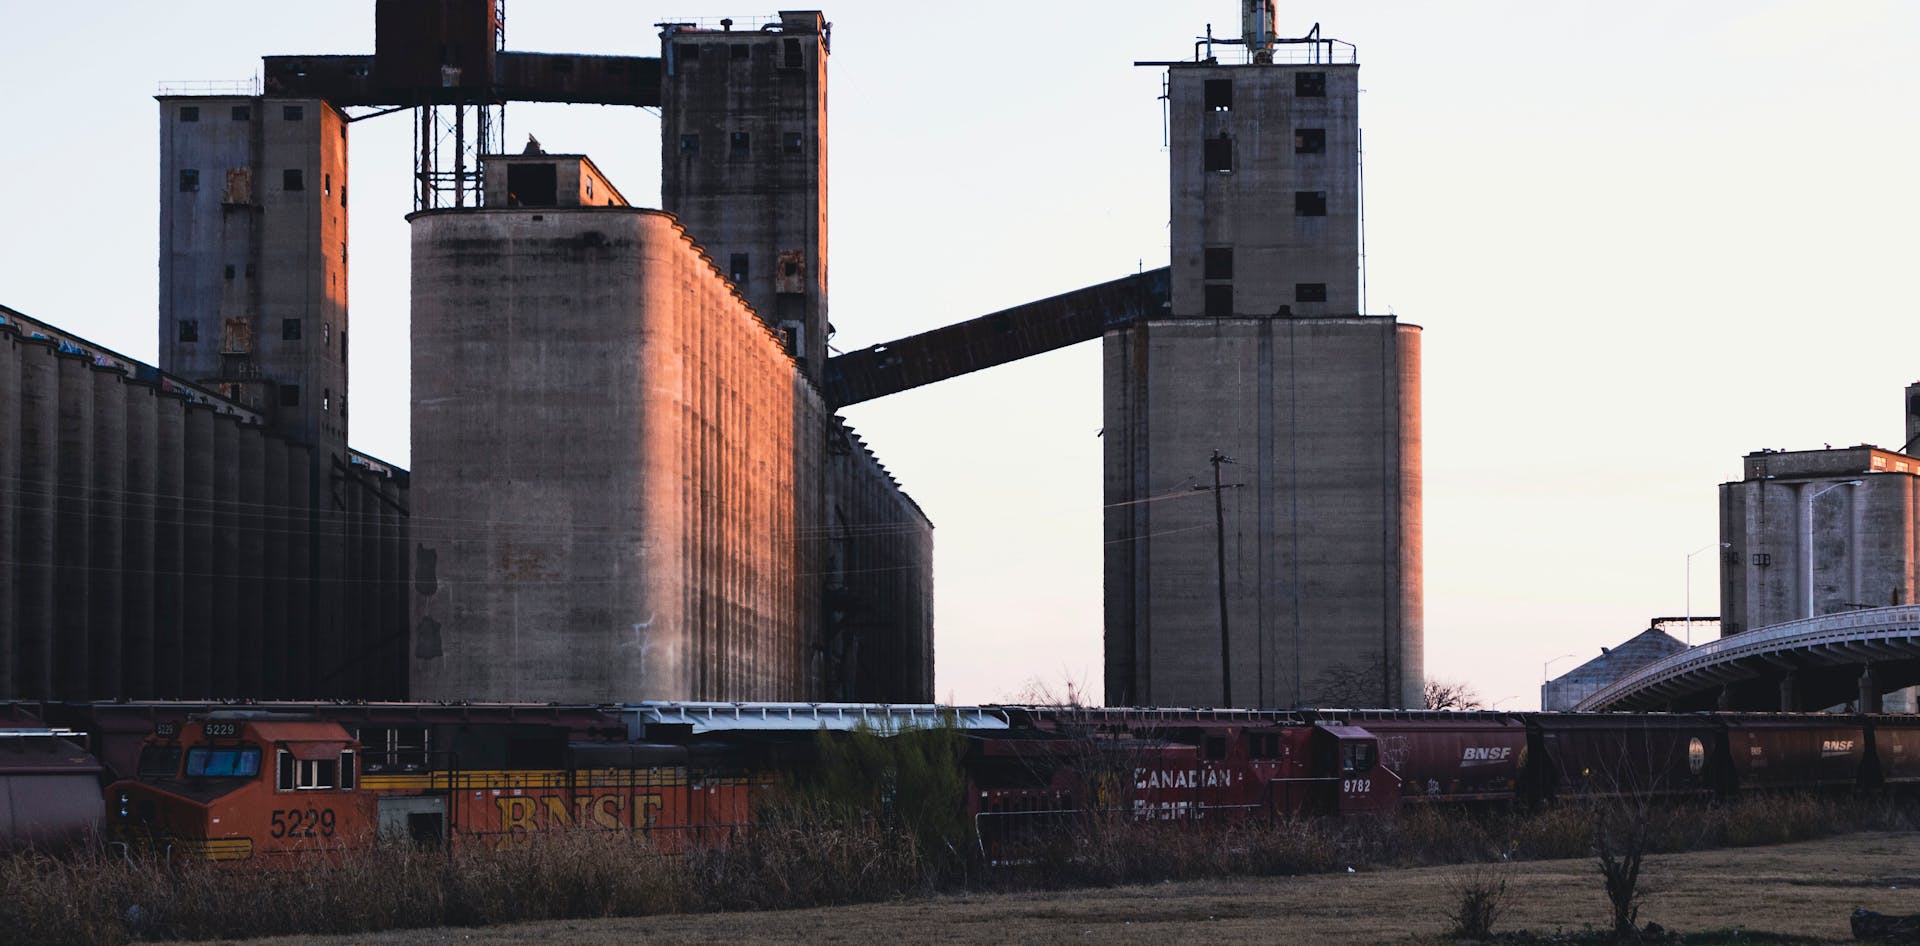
[1348,712,1528,804]
[1721,716,1868,793]
[1869,716,1920,787]
[1525,713,1722,800]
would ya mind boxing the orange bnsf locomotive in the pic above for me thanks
[111,716,375,860]
[107,706,753,860]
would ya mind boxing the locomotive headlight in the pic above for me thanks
[117,792,130,819]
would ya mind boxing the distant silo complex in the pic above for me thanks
[1720,442,1920,635]
[1105,14,1423,709]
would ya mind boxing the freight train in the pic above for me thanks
[6,702,1920,861]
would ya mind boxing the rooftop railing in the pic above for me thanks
[156,78,262,97]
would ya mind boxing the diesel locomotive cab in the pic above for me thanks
[108,714,374,861]
[1309,724,1399,815]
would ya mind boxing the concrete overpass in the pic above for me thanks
[1575,605,1920,712]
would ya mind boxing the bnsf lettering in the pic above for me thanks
[496,792,666,834]
[1460,746,1512,765]
[1822,740,1855,755]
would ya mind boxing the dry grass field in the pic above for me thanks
[189,831,1920,946]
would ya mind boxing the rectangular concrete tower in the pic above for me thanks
[1105,21,1422,709]
[157,93,403,701]
[658,12,830,377]
[158,94,350,453]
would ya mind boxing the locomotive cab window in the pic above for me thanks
[1251,733,1282,760]
[277,749,350,790]
[138,745,183,779]
[185,747,260,778]
[1341,742,1377,775]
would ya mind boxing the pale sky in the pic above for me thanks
[3,1,1918,710]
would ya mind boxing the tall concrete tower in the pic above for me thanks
[658,12,830,377]
[1105,16,1423,709]
[155,93,403,700]
[158,94,350,453]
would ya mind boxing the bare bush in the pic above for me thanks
[1592,797,1653,939]
[1445,863,1509,940]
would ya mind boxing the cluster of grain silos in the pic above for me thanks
[405,177,934,704]
[0,307,407,701]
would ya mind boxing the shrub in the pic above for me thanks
[1445,863,1510,940]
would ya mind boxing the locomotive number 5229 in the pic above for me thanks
[269,808,336,839]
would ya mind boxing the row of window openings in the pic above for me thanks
[178,168,344,205]
[1202,129,1326,173]
[679,131,807,159]
[178,319,341,357]
[1204,73,1325,110]
[1201,283,1328,317]
[179,105,306,123]
[725,254,806,286]
[179,105,344,143]
[676,37,807,68]
[1202,248,1325,315]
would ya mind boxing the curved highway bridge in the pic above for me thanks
[1576,605,1920,712]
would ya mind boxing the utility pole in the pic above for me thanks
[1196,450,1242,706]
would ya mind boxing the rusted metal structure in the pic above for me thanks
[823,269,1171,408]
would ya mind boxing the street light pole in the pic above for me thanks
[1543,653,1576,684]
[1805,480,1864,620]
[1685,542,1731,646]
[1542,653,1577,712]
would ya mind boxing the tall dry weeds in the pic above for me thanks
[3,792,1911,945]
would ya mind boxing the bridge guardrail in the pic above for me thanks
[1575,605,1920,710]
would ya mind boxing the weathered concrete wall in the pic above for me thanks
[1104,317,1423,709]
[0,307,407,700]
[822,425,935,702]
[410,207,832,702]
[1168,63,1360,318]
[1720,466,1920,636]
[158,96,348,449]
[660,12,829,376]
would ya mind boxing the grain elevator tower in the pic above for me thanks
[158,94,350,453]
[659,12,830,377]
[1105,7,1422,709]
